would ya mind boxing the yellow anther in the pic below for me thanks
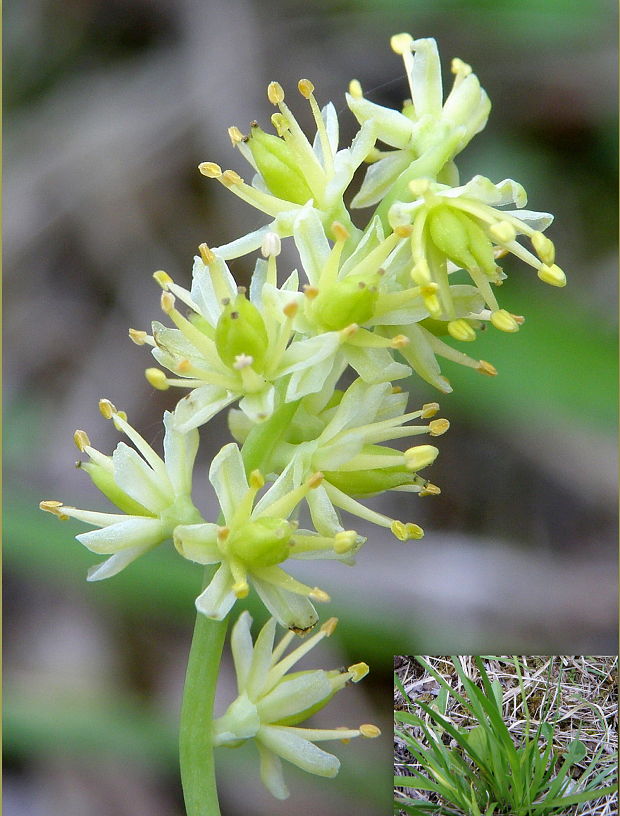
[298,78,315,98]
[309,587,330,603]
[390,520,408,541]
[360,723,381,738]
[153,269,172,288]
[423,293,442,317]
[419,483,441,496]
[451,57,472,76]
[307,472,324,489]
[145,368,169,390]
[478,359,497,376]
[161,291,175,314]
[303,285,319,300]
[390,334,409,349]
[228,125,244,145]
[334,530,358,553]
[249,469,265,489]
[281,301,298,320]
[421,402,440,418]
[391,385,403,394]
[538,263,566,287]
[267,81,285,104]
[260,232,281,258]
[198,161,222,178]
[217,526,230,542]
[221,169,243,187]
[409,179,431,197]
[531,231,555,265]
[320,617,339,636]
[39,500,70,520]
[98,399,116,419]
[128,328,147,345]
[489,220,517,244]
[394,224,413,237]
[198,243,215,265]
[331,221,350,242]
[73,430,90,451]
[405,522,424,540]
[233,580,250,599]
[390,33,414,55]
[177,359,191,373]
[348,662,370,682]
[490,309,519,333]
[348,78,363,99]
[405,444,439,471]
[448,319,476,342]
[429,418,450,437]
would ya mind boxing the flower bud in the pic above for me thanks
[215,292,269,372]
[78,460,152,516]
[428,205,495,275]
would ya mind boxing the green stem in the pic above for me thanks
[179,570,229,816]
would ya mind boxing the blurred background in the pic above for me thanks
[4,0,618,814]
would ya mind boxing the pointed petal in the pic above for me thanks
[346,94,413,149]
[246,617,277,700]
[190,255,237,322]
[172,387,236,434]
[256,742,289,799]
[86,541,155,581]
[344,345,411,383]
[305,485,342,537]
[252,576,318,633]
[162,411,199,497]
[352,151,412,209]
[209,443,249,525]
[293,207,330,287]
[258,671,332,724]
[239,386,275,423]
[258,725,340,778]
[231,611,255,693]
[194,563,237,620]
[173,523,220,564]
[112,443,171,513]
[76,517,167,554]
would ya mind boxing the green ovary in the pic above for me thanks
[230,518,293,568]
[313,275,379,331]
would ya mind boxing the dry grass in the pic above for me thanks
[394,656,618,816]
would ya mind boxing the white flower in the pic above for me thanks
[348,33,491,209]
[40,399,202,580]
[213,611,380,799]
[173,443,362,632]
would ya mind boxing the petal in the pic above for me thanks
[112,443,171,513]
[172,387,236,434]
[257,671,332,724]
[351,151,412,209]
[162,411,199,497]
[312,102,339,160]
[346,94,413,149]
[339,214,385,277]
[86,542,155,581]
[173,523,220,564]
[209,443,249,525]
[76,517,167,554]
[305,485,342,538]
[258,726,340,778]
[411,37,443,118]
[239,386,276,423]
[194,563,237,620]
[293,206,330,287]
[190,254,237,322]
[397,324,453,393]
[246,617,277,701]
[251,575,318,633]
[231,611,255,693]
[256,742,289,800]
[344,345,411,383]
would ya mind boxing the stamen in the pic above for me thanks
[490,309,519,333]
[128,328,148,345]
[360,724,381,738]
[422,402,440,418]
[348,79,363,99]
[477,359,497,376]
[348,662,370,682]
[404,444,439,471]
[73,430,90,451]
[145,368,170,390]
[198,243,216,265]
[228,126,244,146]
[267,81,285,105]
[538,263,566,287]
[39,500,70,520]
[198,161,223,178]
[448,319,476,342]
[429,418,450,436]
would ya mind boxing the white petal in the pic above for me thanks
[209,443,249,525]
[86,542,154,581]
[252,577,318,633]
[162,411,199,497]
[246,617,277,701]
[258,671,332,724]
[190,254,237,323]
[398,324,453,393]
[503,208,554,232]
[77,517,166,554]
[320,379,388,441]
[257,742,289,799]
[258,726,340,778]
[326,121,377,204]
[172,387,236,434]
[112,443,171,513]
[293,207,330,287]
[194,563,237,620]
[173,523,220,564]
[305,485,342,537]
[346,94,413,149]
[231,611,254,693]
[344,345,411,383]
[239,386,275,423]
[411,37,443,117]
[351,151,412,209]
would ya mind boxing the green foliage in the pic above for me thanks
[394,657,618,815]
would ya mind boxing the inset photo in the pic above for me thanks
[394,656,618,816]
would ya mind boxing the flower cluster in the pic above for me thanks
[41,32,564,799]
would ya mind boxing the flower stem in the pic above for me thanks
[179,570,228,816]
